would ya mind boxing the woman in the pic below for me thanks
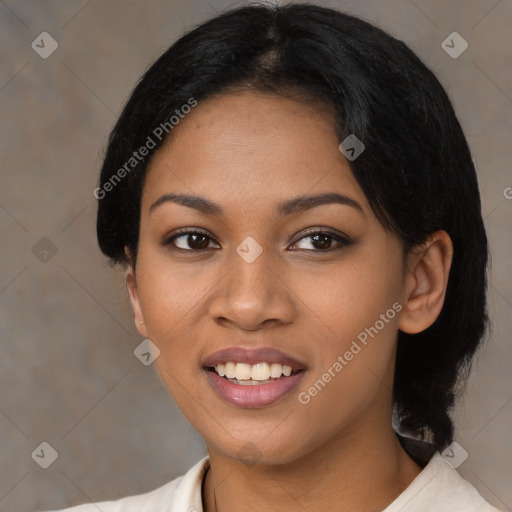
[47,3,502,511]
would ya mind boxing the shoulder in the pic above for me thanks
[385,451,503,512]
[38,456,209,512]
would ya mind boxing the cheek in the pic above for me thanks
[134,253,203,368]
[295,248,401,349]
[293,250,402,414]
[136,244,210,332]
[295,297,399,448]
[137,264,207,416]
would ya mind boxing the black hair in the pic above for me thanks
[96,2,489,450]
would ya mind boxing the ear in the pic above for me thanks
[124,247,148,338]
[398,230,453,334]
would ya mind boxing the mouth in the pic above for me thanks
[202,346,307,407]
[204,362,304,385]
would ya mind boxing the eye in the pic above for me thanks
[162,229,219,251]
[162,228,353,253]
[289,229,353,252]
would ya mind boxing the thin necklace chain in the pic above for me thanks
[204,465,218,512]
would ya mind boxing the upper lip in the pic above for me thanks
[202,346,307,372]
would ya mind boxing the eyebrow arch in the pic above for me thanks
[149,192,364,217]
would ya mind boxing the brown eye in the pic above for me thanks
[163,229,218,251]
[290,230,353,252]
[310,233,333,250]
[185,233,210,250]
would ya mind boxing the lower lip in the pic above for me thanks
[204,368,306,408]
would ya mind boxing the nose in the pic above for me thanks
[207,243,295,331]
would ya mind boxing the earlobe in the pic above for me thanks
[124,247,148,337]
[398,230,453,335]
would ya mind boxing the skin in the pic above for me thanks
[125,90,453,512]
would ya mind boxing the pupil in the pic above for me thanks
[312,234,331,249]
[189,234,209,249]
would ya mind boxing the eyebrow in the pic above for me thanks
[149,192,364,217]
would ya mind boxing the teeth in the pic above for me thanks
[225,362,236,379]
[235,363,252,380]
[216,364,226,377]
[270,363,283,378]
[213,362,295,380]
[252,363,270,381]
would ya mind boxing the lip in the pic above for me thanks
[202,346,308,408]
[204,367,306,408]
[202,346,307,372]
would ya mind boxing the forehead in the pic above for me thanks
[142,91,367,214]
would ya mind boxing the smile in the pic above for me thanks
[202,346,308,407]
[213,362,296,382]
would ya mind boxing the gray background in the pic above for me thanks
[0,0,511,511]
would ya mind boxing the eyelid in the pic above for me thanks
[161,227,218,247]
[162,226,354,251]
[290,227,353,246]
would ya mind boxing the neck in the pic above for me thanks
[203,423,423,512]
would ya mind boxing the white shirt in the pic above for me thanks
[42,452,502,512]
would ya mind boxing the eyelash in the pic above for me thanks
[161,227,354,254]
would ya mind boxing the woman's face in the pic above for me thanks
[128,91,409,464]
